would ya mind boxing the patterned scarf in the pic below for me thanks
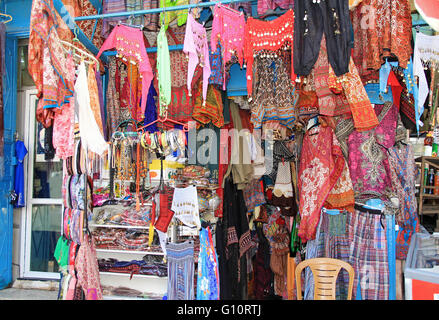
[298,125,345,242]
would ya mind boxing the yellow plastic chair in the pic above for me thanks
[295,258,355,300]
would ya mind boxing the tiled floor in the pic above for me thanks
[0,288,58,300]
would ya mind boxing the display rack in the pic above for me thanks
[416,156,439,232]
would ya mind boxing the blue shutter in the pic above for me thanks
[0,34,17,289]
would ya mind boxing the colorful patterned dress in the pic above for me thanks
[196,227,220,300]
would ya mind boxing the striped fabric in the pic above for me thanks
[102,0,126,37]
[304,209,351,300]
[166,240,195,300]
[347,210,389,300]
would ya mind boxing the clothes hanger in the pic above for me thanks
[0,12,12,24]
[60,39,99,65]
[118,19,144,31]
[137,110,189,133]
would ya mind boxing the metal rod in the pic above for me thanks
[74,0,254,21]
[102,44,184,56]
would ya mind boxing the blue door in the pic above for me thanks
[0,34,17,289]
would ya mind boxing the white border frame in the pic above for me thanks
[19,89,62,280]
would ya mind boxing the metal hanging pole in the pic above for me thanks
[74,0,254,21]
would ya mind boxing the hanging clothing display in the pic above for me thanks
[30,0,437,302]
[351,0,412,73]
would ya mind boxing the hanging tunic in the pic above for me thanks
[298,125,345,242]
[347,102,397,202]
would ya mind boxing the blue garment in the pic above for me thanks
[14,140,27,208]
[196,227,220,300]
[143,80,158,133]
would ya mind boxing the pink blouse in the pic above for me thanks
[96,24,153,115]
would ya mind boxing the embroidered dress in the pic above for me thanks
[347,102,397,201]
[209,43,224,87]
[197,227,220,300]
[250,54,296,129]
[97,24,154,116]
[105,57,121,135]
[192,83,224,128]
[388,143,420,260]
[242,179,266,213]
[166,240,195,300]
[244,9,295,97]
[298,125,345,242]
[183,13,211,104]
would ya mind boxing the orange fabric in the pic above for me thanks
[87,64,104,135]
[337,59,379,132]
